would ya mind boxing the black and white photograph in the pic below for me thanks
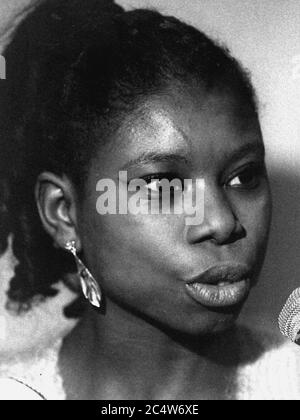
[0,0,299,402]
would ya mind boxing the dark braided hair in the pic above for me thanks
[0,0,258,313]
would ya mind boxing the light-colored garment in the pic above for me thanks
[1,328,300,400]
[237,335,300,400]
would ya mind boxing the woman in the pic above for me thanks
[0,0,298,400]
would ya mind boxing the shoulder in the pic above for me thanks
[236,324,300,400]
[0,378,45,400]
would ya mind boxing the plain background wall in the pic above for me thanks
[0,0,299,353]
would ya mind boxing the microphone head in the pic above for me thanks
[278,288,300,344]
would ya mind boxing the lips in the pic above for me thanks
[185,263,252,308]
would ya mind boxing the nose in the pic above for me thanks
[186,186,246,245]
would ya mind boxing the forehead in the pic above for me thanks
[95,88,262,174]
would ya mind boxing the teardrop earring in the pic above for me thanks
[65,240,102,309]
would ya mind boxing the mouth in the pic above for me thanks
[185,263,252,308]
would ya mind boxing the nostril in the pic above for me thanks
[214,221,246,245]
[238,224,247,239]
[186,218,246,246]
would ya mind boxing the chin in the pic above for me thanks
[182,303,243,337]
[155,306,242,346]
[206,314,239,334]
[152,312,239,353]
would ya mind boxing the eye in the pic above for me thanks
[144,175,183,194]
[227,164,265,189]
[141,173,184,207]
[146,179,163,193]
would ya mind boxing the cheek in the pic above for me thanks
[81,212,191,320]
[81,209,184,286]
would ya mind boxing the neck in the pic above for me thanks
[60,300,238,399]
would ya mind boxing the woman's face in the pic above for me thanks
[78,87,272,336]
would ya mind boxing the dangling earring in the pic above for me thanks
[65,240,102,309]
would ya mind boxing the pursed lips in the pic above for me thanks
[184,263,252,308]
[185,263,252,286]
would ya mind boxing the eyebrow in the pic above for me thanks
[226,142,265,165]
[121,151,190,170]
[121,142,265,171]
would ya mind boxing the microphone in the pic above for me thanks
[278,288,300,345]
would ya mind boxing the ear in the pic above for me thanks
[35,172,82,251]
